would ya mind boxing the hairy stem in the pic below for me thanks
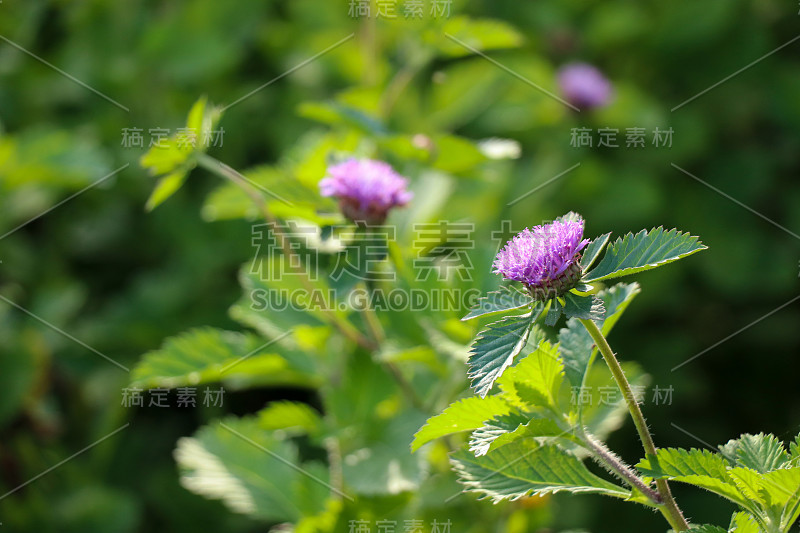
[580,430,661,504]
[578,318,689,532]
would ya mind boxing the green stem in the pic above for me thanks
[360,283,425,411]
[578,318,689,532]
[198,153,427,411]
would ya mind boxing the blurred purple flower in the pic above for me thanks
[320,159,413,223]
[557,63,613,110]
[493,214,589,299]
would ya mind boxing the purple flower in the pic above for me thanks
[557,63,613,110]
[320,159,413,223]
[493,214,589,299]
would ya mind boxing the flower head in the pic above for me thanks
[493,215,589,299]
[320,158,413,223]
[557,63,613,110]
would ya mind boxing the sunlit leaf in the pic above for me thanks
[175,417,329,522]
[412,396,513,451]
[452,440,629,502]
[584,227,706,282]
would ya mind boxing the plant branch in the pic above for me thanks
[579,318,689,532]
[580,429,661,505]
[360,283,425,411]
[196,153,374,350]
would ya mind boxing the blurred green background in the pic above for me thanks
[1,0,799,531]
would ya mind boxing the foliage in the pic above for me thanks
[2,2,799,532]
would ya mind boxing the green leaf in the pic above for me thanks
[462,285,534,321]
[544,297,563,326]
[175,417,330,522]
[140,97,223,210]
[563,293,605,321]
[729,466,800,511]
[411,396,513,451]
[790,433,800,463]
[583,227,707,282]
[145,169,189,211]
[727,467,767,506]
[297,101,387,136]
[430,134,488,174]
[468,412,563,457]
[231,260,346,337]
[341,411,430,496]
[581,232,611,271]
[431,17,524,58]
[467,313,536,398]
[636,448,751,508]
[719,433,790,474]
[130,327,317,389]
[202,165,334,224]
[140,138,193,176]
[257,401,322,437]
[497,339,563,412]
[729,512,760,533]
[451,440,629,502]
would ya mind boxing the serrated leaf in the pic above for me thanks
[130,327,317,389]
[462,285,534,321]
[759,467,800,510]
[581,232,611,271]
[175,417,330,522]
[451,440,629,502]
[728,467,766,506]
[719,433,789,473]
[563,293,605,321]
[555,211,584,224]
[498,340,563,412]
[411,396,514,451]
[790,434,800,463]
[775,469,800,529]
[469,413,563,456]
[583,227,706,282]
[636,448,751,508]
[729,512,760,533]
[467,313,536,398]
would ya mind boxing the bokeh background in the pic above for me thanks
[1,1,799,532]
